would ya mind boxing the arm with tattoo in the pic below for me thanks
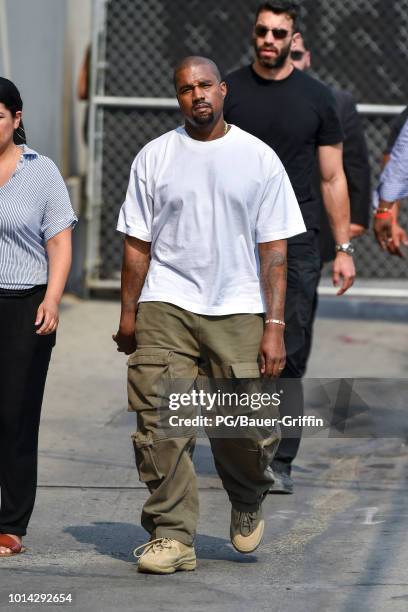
[113,235,151,354]
[258,240,287,378]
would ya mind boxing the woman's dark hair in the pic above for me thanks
[0,77,26,144]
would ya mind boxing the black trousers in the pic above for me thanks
[0,286,55,536]
[273,230,321,474]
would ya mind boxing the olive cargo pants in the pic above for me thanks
[127,301,280,545]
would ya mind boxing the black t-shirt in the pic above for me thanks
[224,66,343,229]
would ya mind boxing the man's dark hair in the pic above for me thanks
[255,1,299,28]
[296,31,309,50]
[173,56,222,90]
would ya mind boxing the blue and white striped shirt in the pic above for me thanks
[0,145,77,289]
[378,118,408,202]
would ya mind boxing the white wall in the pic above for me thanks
[0,0,92,175]
[3,0,65,164]
[0,0,11,78]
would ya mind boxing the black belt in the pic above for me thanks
[0,284,47,298]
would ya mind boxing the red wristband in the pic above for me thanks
[375,211,392,219]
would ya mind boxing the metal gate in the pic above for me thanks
[85,0,408,291]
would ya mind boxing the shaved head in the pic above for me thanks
[174,55,227,135]
[173,56,221,90]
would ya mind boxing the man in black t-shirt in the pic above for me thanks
[291,33,371,263]
[224,1,356,493]
[289,33,371,381]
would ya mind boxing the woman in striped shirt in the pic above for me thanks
[0,77,77,556]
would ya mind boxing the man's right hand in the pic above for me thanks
[332,252,355,296]
[112,325,136,354]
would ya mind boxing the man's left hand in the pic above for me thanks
[386,222,408,257]
[374,215,393,251]
[259,326,286,378]
[332,253,355,296]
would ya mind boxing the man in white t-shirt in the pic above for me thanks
[113,56,306,574]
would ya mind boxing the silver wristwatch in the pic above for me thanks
[335,242,355,255]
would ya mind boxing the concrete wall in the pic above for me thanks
[0,0,92,293]
[0,0,91,175]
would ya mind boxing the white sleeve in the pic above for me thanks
[42,159,78,242]
[116,152,153,242]
[255,164,306,243]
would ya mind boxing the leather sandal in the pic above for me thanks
[0,534,25,557]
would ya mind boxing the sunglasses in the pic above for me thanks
[290,50,305,60]
[254,25,290,40]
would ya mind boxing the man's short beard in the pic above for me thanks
[192,109,214,125]
[254,39,292,69]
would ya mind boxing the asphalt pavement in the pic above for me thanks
[0,295,407,612]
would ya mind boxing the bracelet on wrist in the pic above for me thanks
[375,211,392,219]
[265,318,285,327]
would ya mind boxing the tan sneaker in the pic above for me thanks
[134,538,197,574]
[230,507,264,554]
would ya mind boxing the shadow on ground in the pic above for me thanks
[65,522,257,564]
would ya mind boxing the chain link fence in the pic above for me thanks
[86,0,408,286]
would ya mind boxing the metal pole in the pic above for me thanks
[90,97,406,116]
[319,285,408,299]
[85,0,108,290]
[357,104,406,115]
[93,95,179,109]
[86,278,408,298]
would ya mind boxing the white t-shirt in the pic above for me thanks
[117,125,306,315]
